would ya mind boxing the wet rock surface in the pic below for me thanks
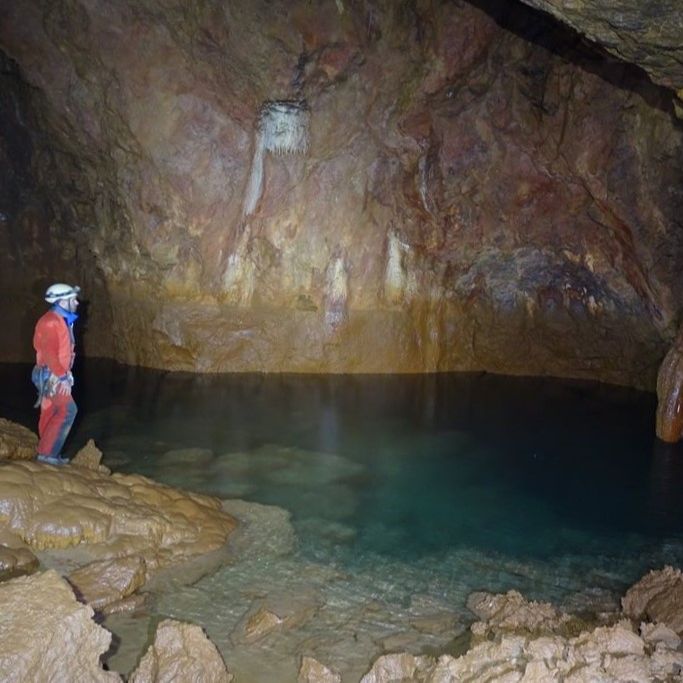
[68,556,147,611]
[0,417,37,461]
[0,459,236,567]
[0,569,121,682]
[358,587,683,683]
[0,1,681,387]
[656,330,683,442]
[129,618,233,683]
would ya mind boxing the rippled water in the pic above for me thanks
[2,360,683,680]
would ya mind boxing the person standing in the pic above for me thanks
[32,283,81,465]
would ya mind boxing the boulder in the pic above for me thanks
[68,556,146,610]
[360,653,436,683]
[622,566,683,634]
[231,592,321,645]
[466,589,573,639]
[298,656,342,683]
[0,544,38,581]
[129,619,232,683]
[0,569,120,682]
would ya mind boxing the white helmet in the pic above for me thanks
[45,283,81,304]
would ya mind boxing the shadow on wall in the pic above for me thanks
[466,0,679,119]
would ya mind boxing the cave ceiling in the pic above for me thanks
[517,0,683,111]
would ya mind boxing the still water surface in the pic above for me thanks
[2,360,682,678]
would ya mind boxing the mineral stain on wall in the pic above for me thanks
[0,0,681,388]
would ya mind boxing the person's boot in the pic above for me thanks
[35,454,69,466]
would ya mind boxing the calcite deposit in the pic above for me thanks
[0,570,121,683]
[358,585,683,683]
[129,619,233,683]
[0,460,236,567]
[623,566,683,635]
[0,0,681,388]
[68,556,147,611]
[0,417,37,461]
[656,330,683,442]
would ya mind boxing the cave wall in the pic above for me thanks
[0,0,681,387]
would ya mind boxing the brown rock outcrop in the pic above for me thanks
[0,569,121,682]
[0,543,38,581]
[68,556,146,611]
[622,566,683,634]
[129,619,232,683]
[656,331,683,442]
[0,418,37,461]
[298,656,342,683]
[518,0,683,98]
[0,460,236,568]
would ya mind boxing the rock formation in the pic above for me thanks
[129,619,233,683]
[0,0,681,387]
[0,460,236,567]
[0,570,121,683]
[623,566,683,635]
[518,0,683,111]
[0,418,38,461]
[656,329,683,442]
[358,583,683,682]
[298,656,342,683]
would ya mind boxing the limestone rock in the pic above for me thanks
[656,331,683,442]
[372,575,683,683]
[232,592,321,644]
[298,656,342,683]
[640,622,681,650]
[518,0,683,93]
[0,418,37,461]
[129,618,232,683]
[360,653,436,683]
[68,556,146,610]
[101,591,148,616]
[467,589,572,639]
[0,460,236,568]
[622,566,683,634]
[0,569,120,682]
[72,439,111,475]
[421,621,683,683]
[0,543,38,580]
[245,607,282,643]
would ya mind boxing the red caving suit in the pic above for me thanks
[33,307,78,457]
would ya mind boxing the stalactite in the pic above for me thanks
[325,255,348,329]
[384,229,407,305]
[242,100,310,217]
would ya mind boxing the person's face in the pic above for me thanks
[60,297,79,313]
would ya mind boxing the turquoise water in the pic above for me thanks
[3,360,682,586]
[3,361,683,677]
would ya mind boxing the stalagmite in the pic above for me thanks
[656,328,683,443]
